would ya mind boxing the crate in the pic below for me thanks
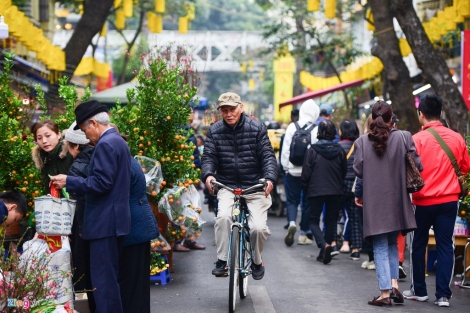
[150,255,171,285]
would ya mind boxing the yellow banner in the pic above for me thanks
[273,56,295,123]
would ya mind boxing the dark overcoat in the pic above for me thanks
[66,128,132,240]
[353,129,422,239]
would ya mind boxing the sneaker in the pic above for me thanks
[434,297,449,307]
[331,245,339,257]
[366,261,376,270]
[399,265,407,279]
[350,252,360,261]
[402,290,429,301]
[361,260,372,269]
[212,259,227,276]
[251,261,265,280]
[297,235,313,245]
[323,244,333,264]
[284,224,296,246]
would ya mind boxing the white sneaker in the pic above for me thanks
[402,289,429,301]
[434,297,449,307]
[361,260,374,269]
[366,261,376,270]
[297,235,313,245]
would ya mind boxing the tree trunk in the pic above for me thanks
[392,0,468,136]
[118,9,145,85]
[369,0,420,133]
[48,0,114,103]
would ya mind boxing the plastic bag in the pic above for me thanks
[134,156,163,195]
[158,185,204,226]
[150,235,171,253]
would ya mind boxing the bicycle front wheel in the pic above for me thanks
[229,226,240,313]
[239,232,250,299]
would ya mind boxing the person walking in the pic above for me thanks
[403,95,470,307]
[354,100,421,306]
[51,100,132,313]
[280,99,319,246]
[203,92,277,280]
[301,120,347,264]
[337,119,362,260]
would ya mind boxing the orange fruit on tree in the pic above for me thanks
[184,183,189,188]
[151,191,157,196]
[162,181,167,186]
[171,231,176,235]
[29,174,34,178]
[178,216,184,221]
[62,118,67,123]
[191,164,196,168]
[178,182,183,187]
[161,158,165,162]
[190,156,195,160]
[188,179,193,185]
[167,157,171,161]
[166,116,171,120]
[21,187,26,192]
[461,210,467,216]
[169,199,174,204]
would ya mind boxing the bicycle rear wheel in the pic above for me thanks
[239,232,250,299]
[229,226,239,313]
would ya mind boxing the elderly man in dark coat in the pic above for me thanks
[203,92,278,280]
[51,100,131,313]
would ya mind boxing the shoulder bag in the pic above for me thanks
[426,128,467,199]
[399,131,425,193]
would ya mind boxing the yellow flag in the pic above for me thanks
[123,0,133,17]
[307,0,319,12]
[147,12,155,33]
[325,0,336,19]
[249,79,255,90]
[116,9,125,29]
[155,14,163,33]
[100,22,107,37]
[155,0,165,13]
[179,16,188,34]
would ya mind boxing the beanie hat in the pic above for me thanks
[65,122,90,145]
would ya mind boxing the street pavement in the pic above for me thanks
[151,205,470,313]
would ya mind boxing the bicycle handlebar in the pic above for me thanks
[210,179,266,195]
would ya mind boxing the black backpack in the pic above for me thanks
[289,122,316,166]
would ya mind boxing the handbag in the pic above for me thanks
[34,195,76,236]
[399,131,425,193]
[426,128,467,199]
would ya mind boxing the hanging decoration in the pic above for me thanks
[325,0,336,19]
[155,0,165,13]
[307,0,319,12]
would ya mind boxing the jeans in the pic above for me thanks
[410,202,457,299]
[372,231,399,291]
[285,174,311,233]
[309,195,342,249]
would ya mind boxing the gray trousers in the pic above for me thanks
[215,189,271,265]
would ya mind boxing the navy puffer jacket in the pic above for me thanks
[202,114,278,189]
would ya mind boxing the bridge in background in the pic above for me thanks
[53,30,268,72]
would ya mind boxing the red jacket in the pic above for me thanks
[412,122,470,206]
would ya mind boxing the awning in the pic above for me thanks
[279,79,365,109]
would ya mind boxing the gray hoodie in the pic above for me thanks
[281,99,320,177]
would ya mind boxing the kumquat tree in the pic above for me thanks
[111,45,200,201]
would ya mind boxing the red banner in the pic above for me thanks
[97,70,113,92]
[462,30,470,110]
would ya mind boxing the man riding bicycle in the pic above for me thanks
[202,92,278,280]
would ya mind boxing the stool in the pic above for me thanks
[150,255,171,285]
[460,238,470,289]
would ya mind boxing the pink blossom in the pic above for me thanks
[37,276,42,282]
[21,278,26,285]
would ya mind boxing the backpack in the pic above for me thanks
[289,122,316,166]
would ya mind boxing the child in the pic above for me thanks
[0,190,27,226]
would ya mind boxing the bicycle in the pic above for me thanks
[210,179,267,313]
